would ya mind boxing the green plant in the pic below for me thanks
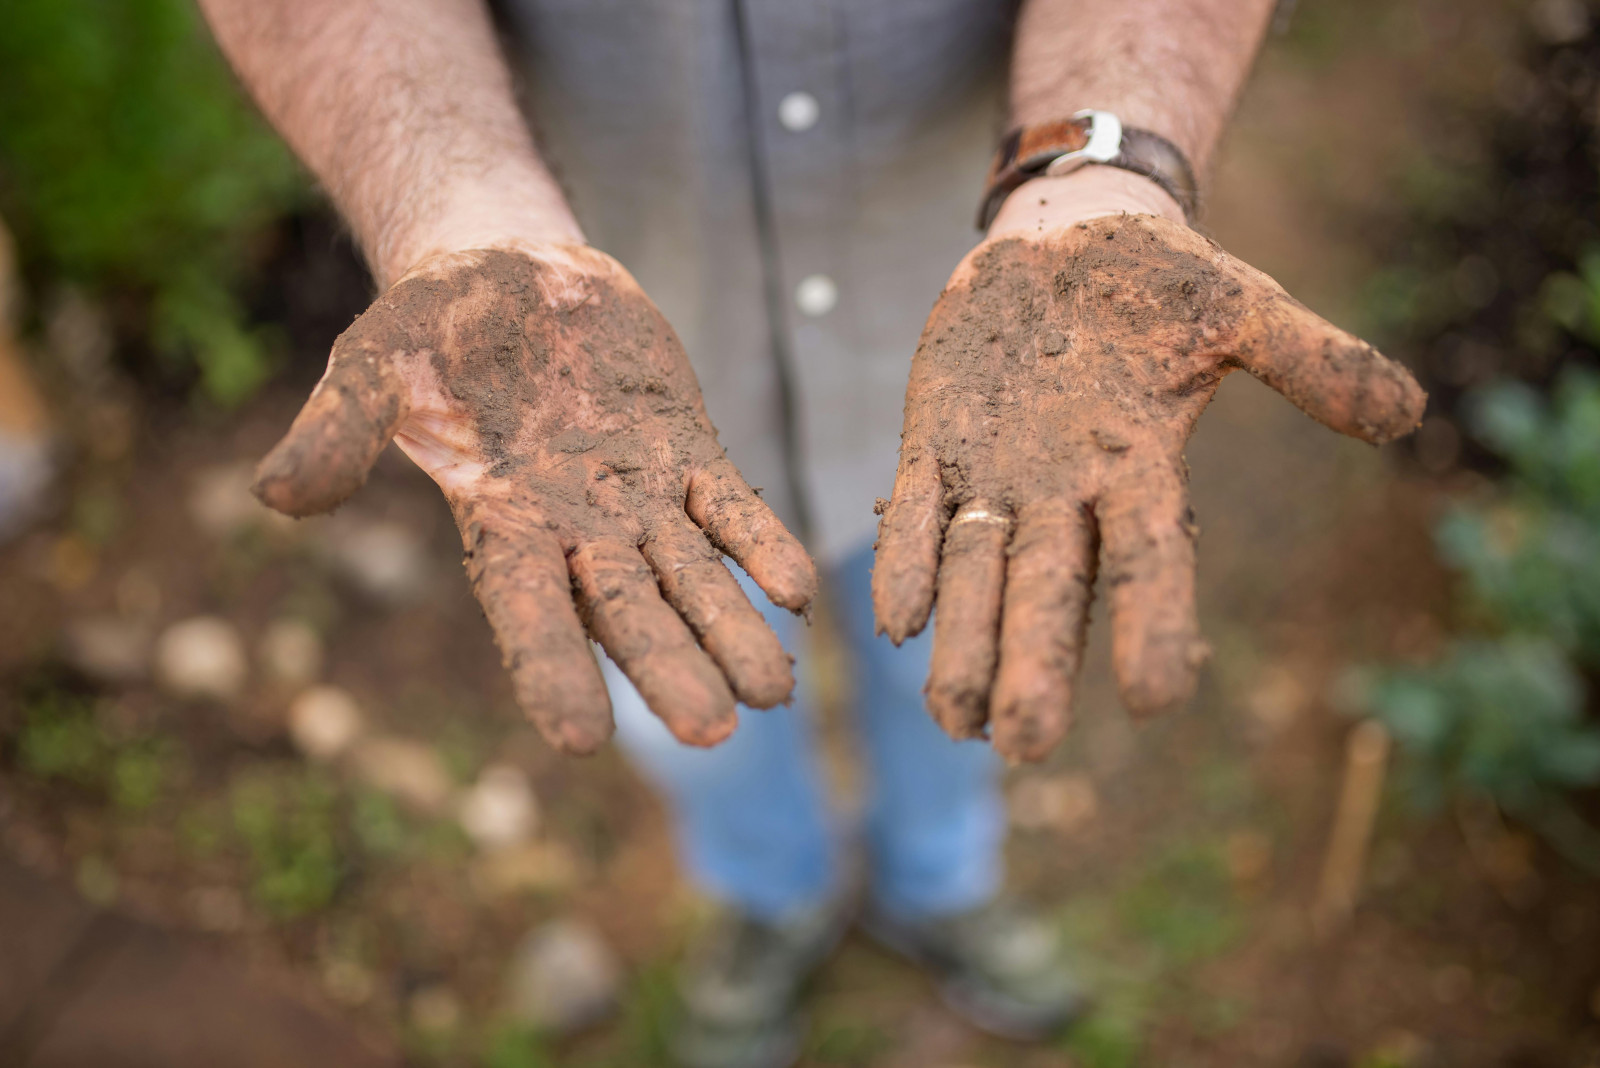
[229,769,344,917]
[1541,251,1600,350]
[1360,367,1600,871]
[481,1023,555,1068]
[16,693,103,785]
[15,692,173,811]
[0,0,307,405]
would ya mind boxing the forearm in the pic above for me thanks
[199,0,582,288]
[1011,0,1274,174]
[989,0,1274,235]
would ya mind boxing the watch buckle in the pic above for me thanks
[1043,109,1123,177]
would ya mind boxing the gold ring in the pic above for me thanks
[950,507,1009,528]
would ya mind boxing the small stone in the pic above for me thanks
[471,841,580,898]
[1008,774,1098,834]
[458,763,539,850]
[503,919,621,1034]
[62,616,151,683]
[153,616,248,702]
[349,735,453,814]
[260,619,324,687]
[408,984,463,1033]
[288,686,366,761]
[323,959,375,1006]
[329,519,430,603]
[188,462,265,538]
[1245,665,1308,735]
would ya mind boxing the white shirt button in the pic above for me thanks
[777,91,820,132]
[794,274,838,317]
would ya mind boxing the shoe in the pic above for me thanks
[860,896,1090,1041]
[670,899,846,1068]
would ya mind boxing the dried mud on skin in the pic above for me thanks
[253,247,816,754]
[874,213,1425,763]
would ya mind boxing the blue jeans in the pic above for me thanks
[604,541,1003,922]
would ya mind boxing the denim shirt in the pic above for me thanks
[498,0,1016,562]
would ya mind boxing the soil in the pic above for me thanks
[255,244,814,752]
[874,216,1424,762]
[4,0,1600,1066]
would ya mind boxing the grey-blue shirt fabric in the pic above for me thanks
[499,0,1016,563]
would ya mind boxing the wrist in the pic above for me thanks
[371,165,586,290]
[985,164,1186,241]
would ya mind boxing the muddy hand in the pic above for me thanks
[253,244,817,754]
[874,213,1424,762]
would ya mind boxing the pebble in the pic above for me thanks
[153,616,248,702]
[322,959,375,1006]
[503,919,621,1034]
[408,984,463,1033]
[187,462,263,538]
[1008,774,1098,834]
[348,735,454,814]
[287,685,366,761]
[328,519,430,603]
[259,619,324,687]
[458,763,539,850]
[471,841,580,899]
[62,616,151,683]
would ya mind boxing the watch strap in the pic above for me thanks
[976,112,1200,229]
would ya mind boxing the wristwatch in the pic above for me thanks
[976,110,1200,230]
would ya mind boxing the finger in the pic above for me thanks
[570,536,738,747]
[461,518,614,755]
[641,514,795,709]
[872,442,945,645]
[1097,461,1210,719]
[1224,263,1426,445]
[253,312,412,516]
[925,501,1009,739]
[990,499,1097,763]
[686,457,817,614]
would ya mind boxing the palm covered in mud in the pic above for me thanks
[874,214,1424,762]
[253,245,816,753]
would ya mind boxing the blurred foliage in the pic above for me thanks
[229,768,345,918]
[1361,367,1600,871]
[16,691,175,812]
[1058,835,1250,1068]
[0,0,308,405]
[1354,6,1600,472]
[4,672,472,924]
[1541,249,1600,350]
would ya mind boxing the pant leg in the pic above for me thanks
[832,542,1005,920]
[607,563,838,921]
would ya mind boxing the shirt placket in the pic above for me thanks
[736,0,858,537]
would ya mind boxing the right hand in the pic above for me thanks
[253,242,818,754]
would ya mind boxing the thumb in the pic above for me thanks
[1224,261,1426,445]
[252,310,412,517]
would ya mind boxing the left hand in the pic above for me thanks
[873,168,1425,762]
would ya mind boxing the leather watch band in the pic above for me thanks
[976,111,1200,230]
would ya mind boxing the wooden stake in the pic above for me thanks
[1312,719,1392,937]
